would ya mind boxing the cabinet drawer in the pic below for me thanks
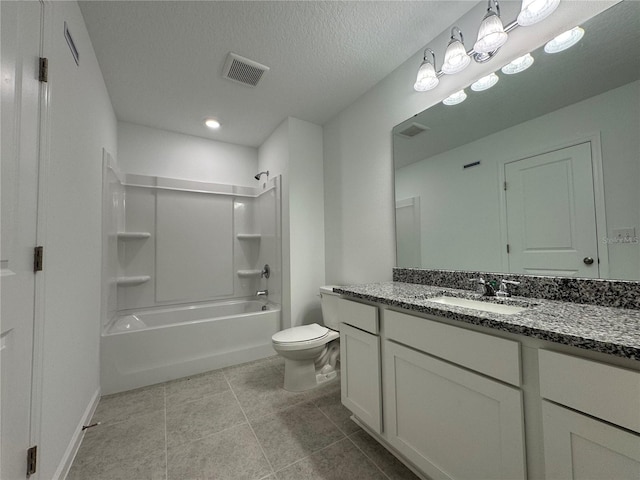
[385,309,521,386]
[338,298,379,334]
[539,349,640,433]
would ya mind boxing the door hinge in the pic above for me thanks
[34,246,44,272]
[39,57,48,82]
[504,181,507,191]
[27,445,37,476]
[506,244,510,254]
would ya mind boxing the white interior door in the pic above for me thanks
[1,1,42,478]
[505,142,600,277]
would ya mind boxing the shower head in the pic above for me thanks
[254,171,269,181]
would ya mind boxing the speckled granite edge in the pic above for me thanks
[334,282,640,361]
[393,268,640,310]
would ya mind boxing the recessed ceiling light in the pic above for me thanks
[471,72,499,92]
[205,118,221,129]
[544,27,584,54]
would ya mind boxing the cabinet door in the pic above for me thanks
[542,401,640,480]
[384,340,526,480]
[340,323,382,433]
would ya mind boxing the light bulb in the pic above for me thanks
[471,72,499,91]
[501,53,534,75]
[544,27,584,54]
[517,0,560,26]
[443,90,467,106]
[474,11,508,54]
[442,40,471,75]
[205,118,221,129]
[414,59,439,92]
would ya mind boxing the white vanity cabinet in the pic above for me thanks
[383,310,527,480]
[539,350,640,480]
[338,298,382,433]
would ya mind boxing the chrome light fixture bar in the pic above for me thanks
[414,0,561,91]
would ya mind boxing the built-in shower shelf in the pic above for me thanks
[237,270,262,278]
[236,234,261,240]
[117,275,151,286]
[117,232,151,240]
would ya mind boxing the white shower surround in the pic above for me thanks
[101,164,283,394]
[101,300,280,394]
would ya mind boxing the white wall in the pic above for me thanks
[259,117,325,329]
[40,2,118,478]
[323,1,615,285]
[258,120,291,326]
[117,122,258,185]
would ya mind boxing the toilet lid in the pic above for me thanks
[272,323,329,344]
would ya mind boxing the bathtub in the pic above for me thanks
[101,299,281,394]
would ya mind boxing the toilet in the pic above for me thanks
[272,286,341,392]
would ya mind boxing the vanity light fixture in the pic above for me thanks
[205,118,221,129]
[414,48,439,92]
[517,0,561,26]
[501,53,534,74]
[443,90,467,106]
[414,0,561,92]
[471,72,500,91]
[544,26,584,53]
[474,0,508,54]
[442,27,471,75]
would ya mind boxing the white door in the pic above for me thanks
[505,142,599,277]
[1,1,43,478]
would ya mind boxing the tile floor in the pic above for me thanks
[68,356,420,480]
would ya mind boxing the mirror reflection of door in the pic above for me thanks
[396,197,421,268]
[504,142,600,278]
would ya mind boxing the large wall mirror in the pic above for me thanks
[393,0,640,281]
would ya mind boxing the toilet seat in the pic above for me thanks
[272,323,338,351]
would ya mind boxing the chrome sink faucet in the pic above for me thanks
[469,277,495,296]
[496,280,520,297]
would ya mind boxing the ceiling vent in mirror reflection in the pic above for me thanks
[396,123,430,138]
[222,52,270,87]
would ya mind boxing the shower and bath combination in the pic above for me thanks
[254,171,269,181]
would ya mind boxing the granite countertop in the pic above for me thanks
[334,282,640,361]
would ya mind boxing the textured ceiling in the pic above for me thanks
[78,1,476,147]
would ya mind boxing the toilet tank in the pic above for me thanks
[320,286,342,331]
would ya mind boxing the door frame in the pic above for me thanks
[497,133,608,278]
[29,1,53,477]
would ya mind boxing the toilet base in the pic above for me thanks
[283,359,339,392]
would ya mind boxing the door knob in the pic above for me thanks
[583,257,594,265]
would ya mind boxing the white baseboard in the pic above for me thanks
[53,387,101,480]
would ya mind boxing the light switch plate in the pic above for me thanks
[612,227,637,243]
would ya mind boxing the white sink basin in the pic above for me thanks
[426,296,528,315]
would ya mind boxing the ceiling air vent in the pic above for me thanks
[222,53,269,87]
[396,123,430,138]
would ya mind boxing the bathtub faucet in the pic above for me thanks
[256,289,269,297]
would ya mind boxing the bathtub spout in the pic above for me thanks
[256,289,268,297]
